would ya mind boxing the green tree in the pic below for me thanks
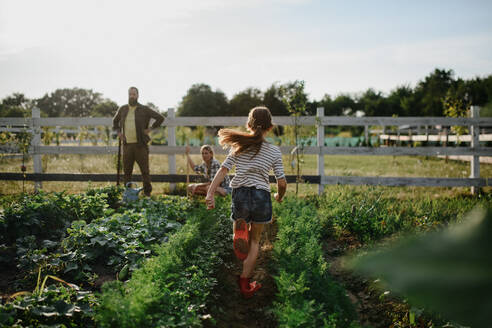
[387,85,413,116]
[177,83,229,116]
[0,93,33,117]
[280,80,307,195]
[37,88,103,117]
[229,88,263,116]
[262,83,289,116]
[358,88,389,116]
[415,68,455,116]
[332,93,358,116]
[91,100,119,117]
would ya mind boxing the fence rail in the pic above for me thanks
[1,106,491,194]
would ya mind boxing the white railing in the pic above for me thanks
[1,107,491,194]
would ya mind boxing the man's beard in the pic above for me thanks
[129,98,137,106]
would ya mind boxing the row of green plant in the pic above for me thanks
[95,196,231,327]
[16,197,189,285]
[0,188,197,327]
[271,197,360,328]
[0,273,97,327]
[317,186,492,245]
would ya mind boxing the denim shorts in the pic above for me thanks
[231,186,272,224]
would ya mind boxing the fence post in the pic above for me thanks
[167,108,176,192]
[31,107,42,191]
[470,106,480,195]
[317,107,325,194]
[364,125,369,145]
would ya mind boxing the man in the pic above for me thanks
[113,87,164,196]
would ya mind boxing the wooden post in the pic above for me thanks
[444,127,448,163]
[364,125,369,145]
[408,127,412,146]
[31,107,42,191]
[167,108,176,192]
[470,106,480,195]
[317,107,325,194]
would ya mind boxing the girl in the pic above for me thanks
[185,145,231,196]
[205,106,287,298]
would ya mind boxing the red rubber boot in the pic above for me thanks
[237,276,262,299]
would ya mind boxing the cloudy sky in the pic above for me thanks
[1,0,491,111]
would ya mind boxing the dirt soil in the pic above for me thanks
[206,223,278,328]
[324,236,434,328]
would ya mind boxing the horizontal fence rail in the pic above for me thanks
[2,116,492,128]
[1,106,492,194]
[1,145,491,157]
[1,173,488,187]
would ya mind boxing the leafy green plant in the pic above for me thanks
[0,267,97,327]
[272,197,359,327]
[95,197,231,328]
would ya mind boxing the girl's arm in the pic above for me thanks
[205,166,229,209]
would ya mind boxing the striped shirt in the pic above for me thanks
[194,158,230,189]
[222,142,285,192]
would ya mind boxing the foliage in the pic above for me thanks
[272,197,359,328]
[348,207,492,328]
[36,88,104,117]
[280,80,308,194]
[229,87,263,116]
[443,89,471,137]
[0,93,33,118]
[177,83,229,117]
[317,186,492,244]
[95,197,231,327]
[0,280,97,327]
[91,100,118,117]
[0,187,121,246]
[57,196,188,282]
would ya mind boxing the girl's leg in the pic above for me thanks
[240,223,264,278]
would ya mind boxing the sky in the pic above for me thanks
[1,0,491,111]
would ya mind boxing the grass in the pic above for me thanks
[1,151,491,196]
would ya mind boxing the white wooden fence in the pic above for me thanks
[1,107,491,194]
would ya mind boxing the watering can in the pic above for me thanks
[122,182,143,203]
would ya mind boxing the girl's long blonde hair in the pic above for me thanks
[218,106,273,158]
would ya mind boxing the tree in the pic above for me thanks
[358,88,388,116]
[262,83,289,116]
[0,93,33,117]
[91,100,119,117]
[229,88,263,116]
[332,94,358,116]
[177,83,229,116]
[37,88,103,117]
[279,80,308,195]
[416,68,455,116]
[387,85,413,116]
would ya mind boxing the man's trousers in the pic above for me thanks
[123,143,152,196]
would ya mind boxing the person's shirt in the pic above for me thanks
[194,158,230,189]
[124,105,138,143]
[221,142,285,192]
